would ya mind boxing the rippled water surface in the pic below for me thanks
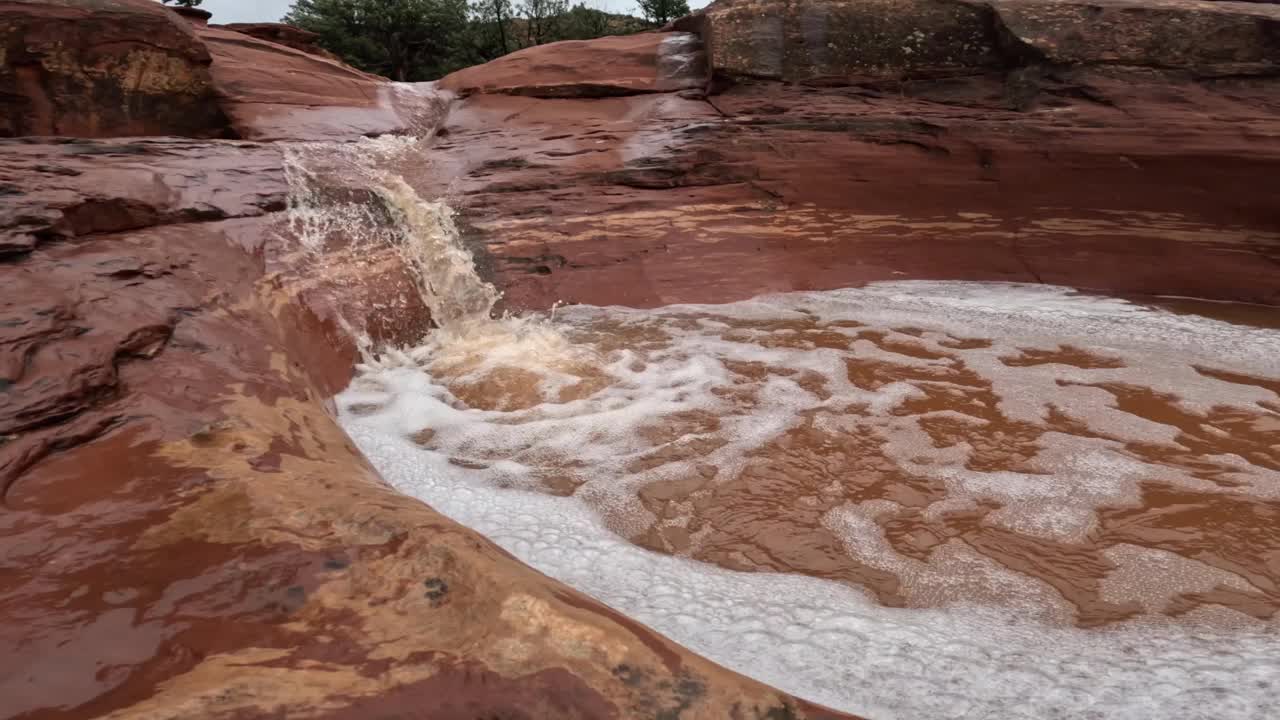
[339,283,1280,719]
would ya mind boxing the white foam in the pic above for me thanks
[340,282,1280,719]
[1101,544,1255,613]
[342,425,1280,720]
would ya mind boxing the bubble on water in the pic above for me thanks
[339,281,1280,720]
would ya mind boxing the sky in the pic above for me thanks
[192,0,710,24]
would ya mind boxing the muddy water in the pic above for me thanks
[339,281,1280,719]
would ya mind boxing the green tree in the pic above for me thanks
[561,3,609,39]
[636,0,688,27]
[285,0,469,81]
[520,0,569,47]
[282,0,647,79]
[161,0,204,7]
[469,0,516,59]
[561,3,646,39]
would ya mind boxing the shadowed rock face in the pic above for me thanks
[1,0,1278,718]
[0,0,229,138]
[684,0,1280,81]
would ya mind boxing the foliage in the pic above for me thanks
[562,3,647,39]
[636,0,689,26]
[520,0,569,47]
[283,0,654,81]
[161,0,204,7]
[469,0,517,61]
[285,0,471,81]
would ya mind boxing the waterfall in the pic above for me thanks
[282,113,1280,720]
[371,176,499,333]
[280,135,500,332]
[279,134,574,372]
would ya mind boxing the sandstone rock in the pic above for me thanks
[693,0,1003,81]
[416,7,1280,310]
[990,0,1280,71]
[693,0,1280,82]
[0,138,286,258]
[0,0,446,142]
[170,5,213,26]
[216,22,343,62]
[0,135,850,719]
[0,0,229,138]
[440,32,708,97]
[2,1,1279,718]
[196,26,452,141]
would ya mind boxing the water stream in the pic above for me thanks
[287,139,1280,719]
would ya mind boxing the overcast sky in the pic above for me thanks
[194,0,709,24]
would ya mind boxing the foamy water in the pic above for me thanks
[339,282,1280,720]
[284,128,1279,718]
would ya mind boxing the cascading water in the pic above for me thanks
[372,176,500,331]
[281,135,573,367]
[285,136,1280,720]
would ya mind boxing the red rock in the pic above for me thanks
[440,31,707,97]
[1,1,454,142]
[0,0,229,138]
[216,22,343,62]
[0,133,851,718]
[2,0,1279,718]
[0,138,286,258]
[990,0,1280,69]
[170,5,212,26]
[196,25,451,141]
[689,0,1000,81]
[422,70,1280,310]
[688,0,1280,82]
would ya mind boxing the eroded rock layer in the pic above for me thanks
[426,0,1279,310]
[0,133,843,719]
[1,0,1278,718]
[0,0,228,138]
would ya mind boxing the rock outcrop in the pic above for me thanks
[2,0,1279,718]
[216,22,343,62]
[0,1,449,141]
[0,5,851,719]
[434,0,1280,310]
[440,32,708,97]
[0,138,844,719]
[0,0,229,138]
[195,25,450,141]
[683,0,1280,81]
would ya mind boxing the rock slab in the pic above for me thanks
[687,0,1280,81]
[0,0,229,138]
[441,31,709,98]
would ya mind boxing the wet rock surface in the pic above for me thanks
[0,1,451,142]
[684,0,1280,81]
[0,0,229,138]
[0,133,839,719]
[431,70,1279,310]
[440,32,708,98]
[195,25,451,141]
[1,0,1279,718]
